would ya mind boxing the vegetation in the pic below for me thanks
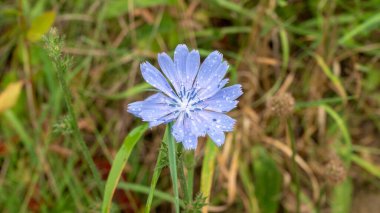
[1,0,380,212]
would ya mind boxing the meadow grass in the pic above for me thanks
[1,0,380,212]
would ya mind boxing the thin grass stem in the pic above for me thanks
[287,120,300,213]
[44,31,103,195]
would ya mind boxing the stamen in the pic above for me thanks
[175,86,202,114]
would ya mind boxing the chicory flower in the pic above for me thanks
[128,44,242,150]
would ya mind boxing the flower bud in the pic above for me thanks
[267,93,295,118]
[324,157,347,185]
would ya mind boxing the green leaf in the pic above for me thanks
[102,123,149,213]
[27,11,56,42]
[252,146,282,213]
[331,179,353,213]
[200,139,219,212]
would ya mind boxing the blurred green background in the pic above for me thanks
[1,0,380,212]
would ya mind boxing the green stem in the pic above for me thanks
[145,130,168,213]
[177,146,190,204]
[186,151,195,201]
[167,123,180,213]
[287,120,300,213]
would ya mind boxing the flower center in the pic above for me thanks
[179,98,189,111]
[176,86,203,114]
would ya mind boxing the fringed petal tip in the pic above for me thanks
[126,102,143,116]
[175,44,188,50]
[214,50,223,58]
[235,84,243,97]
[181,135,198,150]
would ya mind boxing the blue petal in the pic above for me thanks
[182,133,198,150]
[140,62,177,100]
[199,84,242,112]
[197,61,229,99]
[194,51,223,89]
[138,106,177,121]
[145,93,175,104]
[181,117,199,149]
[198,111,236,132]
[158,53,181,93]
[128,93,175,116]
[127,101,146,116]
[186,113,207,137]
[211,84,243,101]
[203,100,238,113]
[185,50,200,90]
[211,61,229,83]
[172,113,185,142]
[207,129,225,146]
[174,44,189,86]
[127,93,178,123]
[198,78,229,100]
[148,111,179,127]
[173,113,201,150]
[196,111,234,146]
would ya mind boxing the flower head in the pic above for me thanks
[128,44,242,150]
[324,155,347,185]
[267,93,295,118]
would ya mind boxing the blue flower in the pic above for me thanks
[128,44,242,150]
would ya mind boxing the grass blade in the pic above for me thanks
[119,183,186,208]
[295,96,355,109]
[280,29,289,71]
[321,105,352,147]
[314,54,347,101]
[351,155,380,178]
[200,139,219,213]
[167,123,180,213]
[339,13,380,45]
[102,123,148,213]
